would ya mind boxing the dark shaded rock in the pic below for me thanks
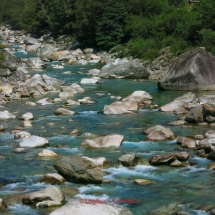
[207,149,215,160]
[99,59,150,79]
[158,47,215,90]
[185,105,203,123]
[53,155,103,184]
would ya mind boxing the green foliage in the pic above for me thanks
[1,0,215,59]
[127,38,159,60]
[96,0,126,50]
[197,29,215,55]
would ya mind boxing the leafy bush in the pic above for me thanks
[198,28,215,55]
[127,38,159,60]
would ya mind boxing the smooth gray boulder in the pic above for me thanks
[53,155,103,184]
[158,47,215,90]
[99,59,150,79]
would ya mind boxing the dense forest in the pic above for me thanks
[0,0,215,60]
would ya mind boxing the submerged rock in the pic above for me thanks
[81,134,124,148]
[22,186,65,208]
[53,155,103,184]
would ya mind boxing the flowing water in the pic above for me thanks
[0,49,215,215]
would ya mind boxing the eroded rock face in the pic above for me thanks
[81,134,124,148]
[158,47,215,90]
[99,59,150,79]
[144,125,175,141]
[53,155,103,184]
[48,199,134,215]
[22,186,65,208]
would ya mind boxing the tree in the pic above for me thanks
[96,0,126,50]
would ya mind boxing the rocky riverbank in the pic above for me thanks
[2,26,215,215]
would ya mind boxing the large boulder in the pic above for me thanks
[158,47,215,90]
[49,199,134,215]
[81,134,124,148]
[144,125,175,141]
[99,59,150,79]
[22,186,65,208]
[53,155,103,184]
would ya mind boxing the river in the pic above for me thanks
[0,48,214,215]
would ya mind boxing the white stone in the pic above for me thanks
[19,135,49,148]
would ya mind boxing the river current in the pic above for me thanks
[0,49,214,215]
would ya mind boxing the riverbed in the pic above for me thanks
[0,49,214,215]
